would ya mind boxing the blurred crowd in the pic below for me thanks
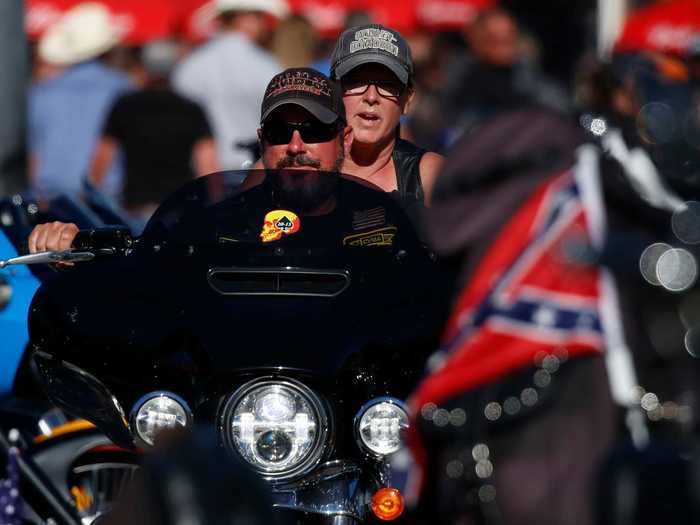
[23,0,600,221]
[22,0,700,218]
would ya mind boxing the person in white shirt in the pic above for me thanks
[173,0,286,171]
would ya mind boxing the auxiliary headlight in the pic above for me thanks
[220,379,328,479]
[130,392,192,447]
[355,398,409,457]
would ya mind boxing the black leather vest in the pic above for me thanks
[392,138,426,227]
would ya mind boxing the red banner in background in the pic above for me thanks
[287,0,360,38]
[26,0,72,39]
[416,0,495,30]
[287,0,495,37]
[26,0,175,44]
[26,0,498,45]
[615,0,700,56]
[364,0,419,35]
[175,0,217,43]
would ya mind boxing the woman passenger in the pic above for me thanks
[330,23,444,211]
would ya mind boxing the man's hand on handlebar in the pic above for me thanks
[28,222,79,253]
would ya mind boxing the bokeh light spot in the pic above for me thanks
[656,248,698,292]
[475,459,494,479]
[580,114,593,130]
[637,102,677,144]
[433,409,450,427]
[521,388,539,407]
[542,354,560,373]
[503,396,521,416]
[472,443,490,461]
[484,402,502,421]
[639,243,672,286]
[672,202,700,244]
[420,402,437,420]
[534,370,551,388]
[641,392,660,412]
[684,327,700,358]
[478,484,497,503]
[449,408,467,427]
[590,117,607,136]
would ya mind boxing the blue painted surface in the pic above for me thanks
[0,231,40,396]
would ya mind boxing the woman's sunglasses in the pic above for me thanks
[261,120,342,145]
[341,78,405,99]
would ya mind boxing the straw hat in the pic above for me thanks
[38,3,121,66]
[214,0,289,18]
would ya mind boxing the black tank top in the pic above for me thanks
[392,137,426,226]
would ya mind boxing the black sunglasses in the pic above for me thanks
[261,120,342,145]
[341,78,405,99]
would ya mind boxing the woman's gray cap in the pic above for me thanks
[330,23,414,85]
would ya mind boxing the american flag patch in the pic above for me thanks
[0,447,22,525]
[352,207,386,230]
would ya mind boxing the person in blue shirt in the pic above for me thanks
[28,3,132,201]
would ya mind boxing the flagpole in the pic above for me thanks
[598,0,628,59]
[0,0,28,195]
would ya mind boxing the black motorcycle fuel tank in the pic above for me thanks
[29,171,451,404]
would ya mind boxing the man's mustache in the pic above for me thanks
[276,155,322,169]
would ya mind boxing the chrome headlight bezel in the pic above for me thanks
[354,397,409,458]
[219,377,330,482]
[129,391,193,448]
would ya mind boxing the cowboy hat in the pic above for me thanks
[38,2,121,66]
[214,0,289,18]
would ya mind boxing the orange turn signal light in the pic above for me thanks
[371,487,405,521]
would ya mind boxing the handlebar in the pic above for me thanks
[0,250,95,268]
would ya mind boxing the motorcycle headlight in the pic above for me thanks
[130,392,192,447]
[355,398,409,457]
[220,379,329,479]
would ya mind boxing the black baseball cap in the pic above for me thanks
[260,67,346,125]
[330,24,414,85]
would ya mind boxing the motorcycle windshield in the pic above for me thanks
[30,170,450,392]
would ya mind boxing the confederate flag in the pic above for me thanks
[408,149,614,487]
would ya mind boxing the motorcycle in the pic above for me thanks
[21,169,453,524]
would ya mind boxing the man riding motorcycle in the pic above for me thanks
[19,67,449,525]
[30,68,362,254]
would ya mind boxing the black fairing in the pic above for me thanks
[29,170,453,453]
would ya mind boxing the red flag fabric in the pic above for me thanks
[615,0,700,56]
[408,169,606,478]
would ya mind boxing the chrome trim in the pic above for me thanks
[0,274,11,311]
[354,397,409,458]
[207,266,351,297]
[275,459,362,490]
[219,377,331,482]
[271,460,375,522]
[129,391,193,448]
